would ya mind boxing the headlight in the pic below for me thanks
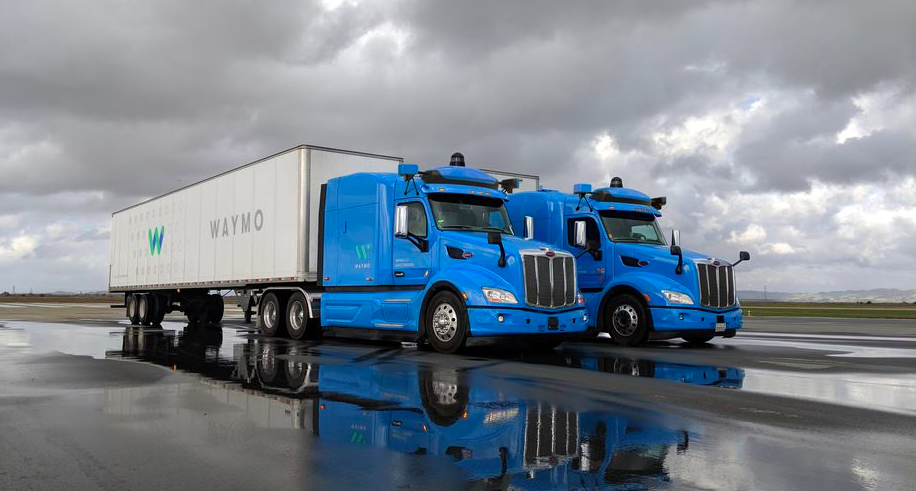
[577,292,586,305]
[662,290,694,305]
[482,287,518,304]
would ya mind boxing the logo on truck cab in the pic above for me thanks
[210,210,264,239]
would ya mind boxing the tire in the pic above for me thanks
[606,293,649,346]
[256,342,279,384]
[186,298,208,325]
[206,294,224,324]
[259,292,285,337]
[126,294,140,325]
[285,292,309,340]
[418,369,469,427]
[149,295,166,325]
[612,358,655,378]
[137,294,152,326]
[682,335,714,346]
[425,291,468,354]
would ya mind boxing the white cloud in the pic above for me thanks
[0,234,38,262]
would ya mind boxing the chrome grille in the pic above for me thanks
[523,403,579,469]
[696,260,736,308]
[521,250,577,308]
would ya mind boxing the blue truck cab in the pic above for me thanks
[505,178,750,346]
[314,154,589,353]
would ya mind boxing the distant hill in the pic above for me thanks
[739,288,916,303]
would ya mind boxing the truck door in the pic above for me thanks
[393,201,433,286]
[566,217,605,290]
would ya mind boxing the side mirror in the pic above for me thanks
[733,251,751,267]
[488,231,507,267]
[574,220,587,248]
[524,216,535,240]
[394,205,408,237]
[670,229,681,247]
[669,243,683,275]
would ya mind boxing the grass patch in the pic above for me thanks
[741,306,916,319]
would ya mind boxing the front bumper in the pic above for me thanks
[649,306,743,332]
[466,305,590,336]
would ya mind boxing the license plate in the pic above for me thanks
[715,323,726,332]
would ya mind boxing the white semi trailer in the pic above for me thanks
[108,145,402,325]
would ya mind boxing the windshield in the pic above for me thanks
[599,210,666,245]
[428,194,513,233]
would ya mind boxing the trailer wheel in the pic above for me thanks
[206,294,224,324]
[138,294,152,326]
[606,293,649,347]
[260,292,285,337]
[425,291,467,354]
[285,292,310,340]
[149,295,166,325]
[126,294,141,325]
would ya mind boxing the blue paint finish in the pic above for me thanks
[320,165,588,341]
[507,186,745,338]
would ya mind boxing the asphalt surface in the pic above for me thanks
[1,310,915,490]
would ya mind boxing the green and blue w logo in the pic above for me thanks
[148,226,165,256]
[355,243,371,260]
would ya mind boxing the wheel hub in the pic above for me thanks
[612,304,639,337]
[432,303,458,342]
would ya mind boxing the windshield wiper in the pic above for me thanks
[440,225,476,231]
[480,226,510,233]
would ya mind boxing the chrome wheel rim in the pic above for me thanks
[431,303,458,343]
[612,304,639,337]
[138,296,147,319]
[288,301,305,333]
[127,297,136,318]
[264,301,277,329]
[431,370,459,406]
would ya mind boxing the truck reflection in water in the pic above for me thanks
[106,326,743,489]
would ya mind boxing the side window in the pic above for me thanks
[566,217,600,247]
[407,202,428,238]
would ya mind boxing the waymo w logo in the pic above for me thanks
[148,227,165,256]
[355,243,371,260]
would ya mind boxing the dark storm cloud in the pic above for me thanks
[0,0,914,291]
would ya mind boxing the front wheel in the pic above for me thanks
[606,294,649,347]
[425,292,468,354]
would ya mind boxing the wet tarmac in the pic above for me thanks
[1,319,915,490]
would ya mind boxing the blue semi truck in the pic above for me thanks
[505,178,750,346]
[110,146,588,353]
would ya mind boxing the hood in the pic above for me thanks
[612,242,728,293]
[438,231,566,291]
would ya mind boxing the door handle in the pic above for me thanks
[394,271,405,277]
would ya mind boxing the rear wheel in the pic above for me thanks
[206,294,224,324]
[259,292,285,337]
[285,292,309,340]
[606,294,649,347]
[425,291,468,354]
[682,335,714,346]
[126,294,140,325]
[137,294,152,326]
[149,295,166,325]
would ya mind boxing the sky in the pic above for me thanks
[0,0,914,293]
